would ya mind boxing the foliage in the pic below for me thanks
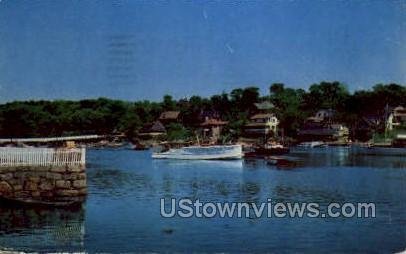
[166,123,191,141]
[0,83,404,141]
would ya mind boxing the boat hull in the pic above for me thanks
[244,148,290,158]
[152,145,243,160]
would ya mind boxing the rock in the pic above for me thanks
[72,180,86,188]
[46,172,62,180]
[0,181,12,194]
[77,173,86,180]
[78,188,87,195]
[0,164,87,205]
[13,172,28,178]
[39,182,54,191]
[28,176,41,183]
[69,167,84,173]
[42,191,54,198]
[0,173,13,181]
[56,189,79,197]
[50,167,66,173]
[31,191,41,197]
[24,181,38,191]
[55,180,71,189]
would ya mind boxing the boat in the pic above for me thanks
[297,141,326,148]
[132,141,149,151]
[133,145,149,151]
[244,143,289,158]
[352,145,406,156]
[152,145,243,160]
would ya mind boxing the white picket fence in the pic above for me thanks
[0,147,86,167]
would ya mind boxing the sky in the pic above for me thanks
[0,0,404,102]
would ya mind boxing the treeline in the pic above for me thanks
[0,82,404,140]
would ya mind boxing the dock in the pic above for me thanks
[0,147,87,205]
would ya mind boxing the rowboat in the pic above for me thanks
[152,145,243,160]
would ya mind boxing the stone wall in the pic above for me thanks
[0,165,86,205]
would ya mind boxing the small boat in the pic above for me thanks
[132,142,149,150]
[133,145,148,151]
[297,141,326,148]
[152,145,243,160]
[245,144,289,158]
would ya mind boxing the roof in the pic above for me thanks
[159,111,180,120]
[199,110,220,119]
[254,101,274,110]
[250,113,275,120]
[396,134,406,140]
[140,121,166,133]
[361,116,382,126]
[393,106,406,116]
[245,123,270,127]
[306,116,323,122]
[200,119,228,126]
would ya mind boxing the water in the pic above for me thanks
[0,148,405,253]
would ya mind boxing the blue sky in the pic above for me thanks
[0,0,404,102]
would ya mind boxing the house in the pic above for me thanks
[298,123,349,142]
[200,118,228,143]
[386,106,406,131]
[392,133,406,147]
[298,109,348,142]
[244,113,279,137]
[158,111,181,125]
[138,121,166,139]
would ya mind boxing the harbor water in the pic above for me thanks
[0,147,405,253]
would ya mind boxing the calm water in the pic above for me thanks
[0,148,405,253]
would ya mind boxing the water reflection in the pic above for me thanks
[0,200,85,252]
[290,147,406,168]
[153,159,244,170]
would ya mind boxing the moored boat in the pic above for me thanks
[352,145,406,156]
[244,143,289,158]
[297,141,326,148]
[152,145,243,160]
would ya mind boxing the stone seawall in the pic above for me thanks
[0,165,86,205]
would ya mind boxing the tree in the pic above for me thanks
[162,95,176,111]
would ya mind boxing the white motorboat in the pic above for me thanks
[152,145,243,160]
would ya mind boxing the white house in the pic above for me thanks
[244,113,279,136]
[386,106,406,131]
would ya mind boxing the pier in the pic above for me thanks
[0,147,87,205]
[0,134,105,145]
